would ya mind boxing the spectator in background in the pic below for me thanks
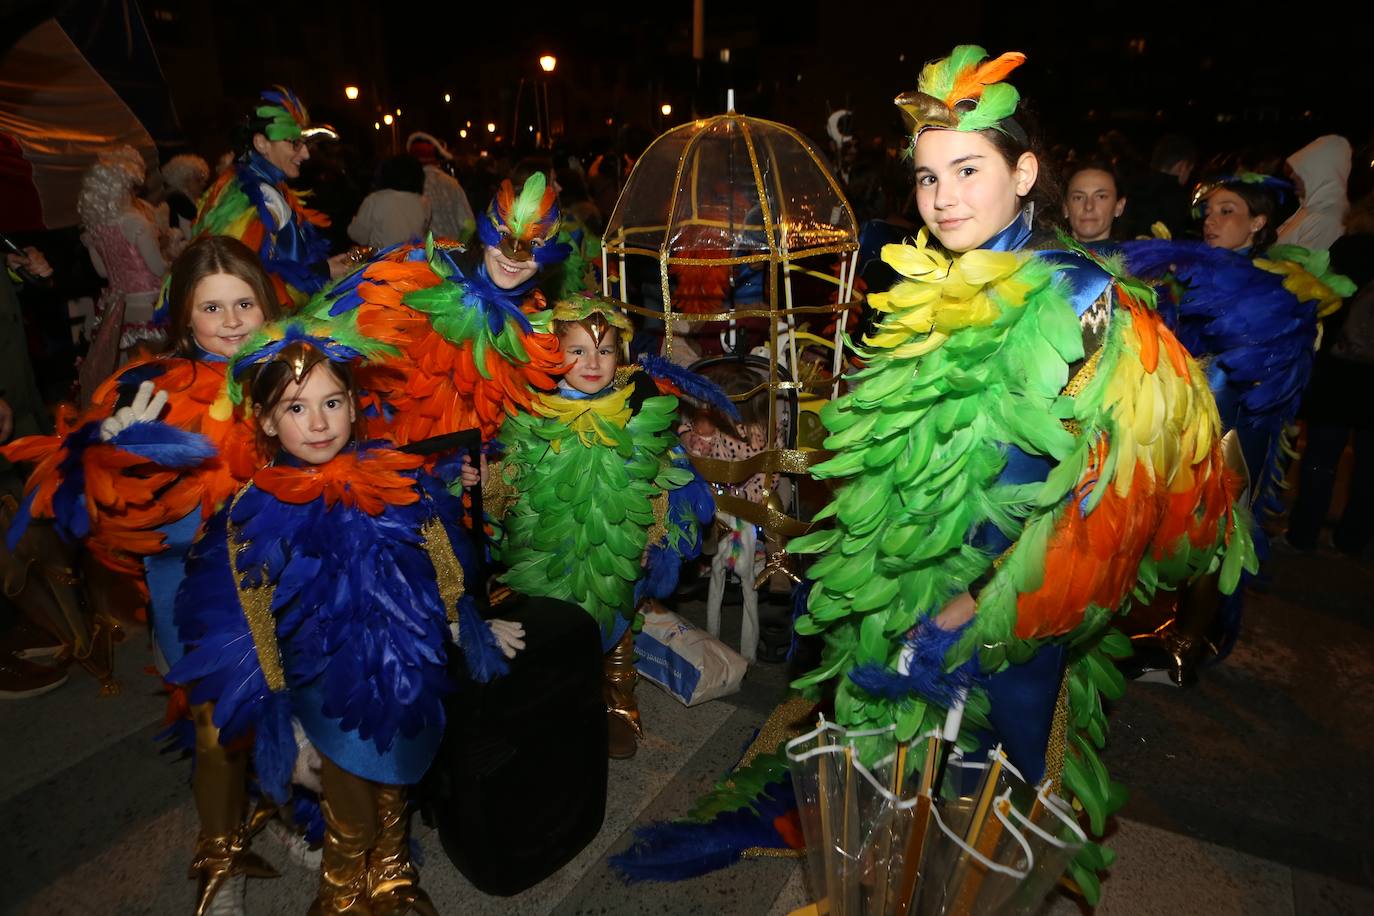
[348,154,430,250]
[1125,134,1196,238]
[407,131,475,244]
[76,148,171,401]
[1278,135,1351,251]
[161,153,211,237]
[1063,160,1128,247]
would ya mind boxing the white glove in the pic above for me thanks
[290,717,323,793]
[488,618,526,659]
[99,380,168,441]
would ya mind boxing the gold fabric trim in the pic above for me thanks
[481,460,515,523]
[688,448,831,485]
[645,490,670,549]
[419,518,465,625]
[227,490,286,692]
[1044,669,1070,796]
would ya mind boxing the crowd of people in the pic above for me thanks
[1,42,1370,915]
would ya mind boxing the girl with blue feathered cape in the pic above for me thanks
[786,46,1255,903]
[485,295,725,759]
[168,319,524,916]
[193,86,354,310]
[1119,173,1354,682]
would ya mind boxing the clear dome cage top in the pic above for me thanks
[603,112,859,264]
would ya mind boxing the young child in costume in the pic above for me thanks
[169,319,524,915]
[2,235,280,679]
[193,86,355,309]
[486,295,724,758]
[1120,175,1353,681]
[789,46,1255,902]
[312,173,571,445]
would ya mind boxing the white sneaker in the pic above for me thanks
[263,818,322,870]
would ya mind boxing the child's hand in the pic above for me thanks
[460,454,480,488]
[488,618,526,658]
[100,381,168,441]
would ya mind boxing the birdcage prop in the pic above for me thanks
[601,111,861,551]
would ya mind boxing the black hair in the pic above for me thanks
[1064,159,1123,198]
[376,155,425,194]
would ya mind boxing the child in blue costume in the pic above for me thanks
[169,319,524,915]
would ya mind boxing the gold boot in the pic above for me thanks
[367,784,438,916]
[189,703,279,916]
[310,757,379,915]
[604,625,641,758]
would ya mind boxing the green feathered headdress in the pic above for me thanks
[253,85,338,143]
[551,294,633,356]
[226,316,396,406]
[895,45,1027,139]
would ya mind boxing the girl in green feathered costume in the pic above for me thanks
[789,46,1254,902]
[485,296,719,759]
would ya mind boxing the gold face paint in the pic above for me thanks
[498,234,536,262]
[278,340,328,385]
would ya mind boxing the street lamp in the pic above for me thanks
[344,85,360,101]
[374,121,380,130]
[395,108,402,116]
[660,103,673,117]
[383,113,394,125]
[539,54,556,73]
[444,93,451,103]
[486,122,496,133]
[459,128,467,139]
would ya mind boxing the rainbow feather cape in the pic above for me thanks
[789,231,1254,902]
[311,238,564,443]
[192,156,332,308]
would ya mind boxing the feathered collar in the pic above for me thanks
[462,262,537,334]
[253,446,424,513]
[242,151,288,188]
[532,385,634,446]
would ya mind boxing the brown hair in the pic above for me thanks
[165,236,283,357]
[1204,182,1280,252]
[553,315,626,362]
[247,357,365,460]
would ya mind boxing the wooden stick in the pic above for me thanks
[947,755,1005,916]
[891,736,941,916]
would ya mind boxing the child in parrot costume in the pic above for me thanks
[168,318,523,915]
[485,295,728,758]
[312,174,571,445]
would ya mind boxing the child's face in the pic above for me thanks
[560,325,618,395]
[189,272,266,358]
[259,363,355,465]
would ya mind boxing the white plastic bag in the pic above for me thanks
[635,605,747,706]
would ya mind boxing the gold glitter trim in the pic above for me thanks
[1061,347,1103,400]
[688,448,830,486]
[227,490,286,692]
[742,845,806,860]
[737,693,816,769]
[419,518,465,624]
[482,461,516,523]
[1044,668,1070,796]
[645,490,670,549]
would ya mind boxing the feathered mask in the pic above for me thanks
[255,85,339,143]
[1191,172,1294,218]
[477,173,569,265]
[227,318,396,405]
[895,45,1027,142]
[552,294,633,354]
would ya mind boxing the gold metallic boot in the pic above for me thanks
[367,784,438,916]
[604,626,641,759]
[189,703,279,916]
[310,757,380,915]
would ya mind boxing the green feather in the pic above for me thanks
[508,173,548,239]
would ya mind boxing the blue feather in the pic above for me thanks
[455,595,508,683]
[609,780,796,883]
[110,421,217,467]
[848,619,983,705]
[638,355,741,422]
